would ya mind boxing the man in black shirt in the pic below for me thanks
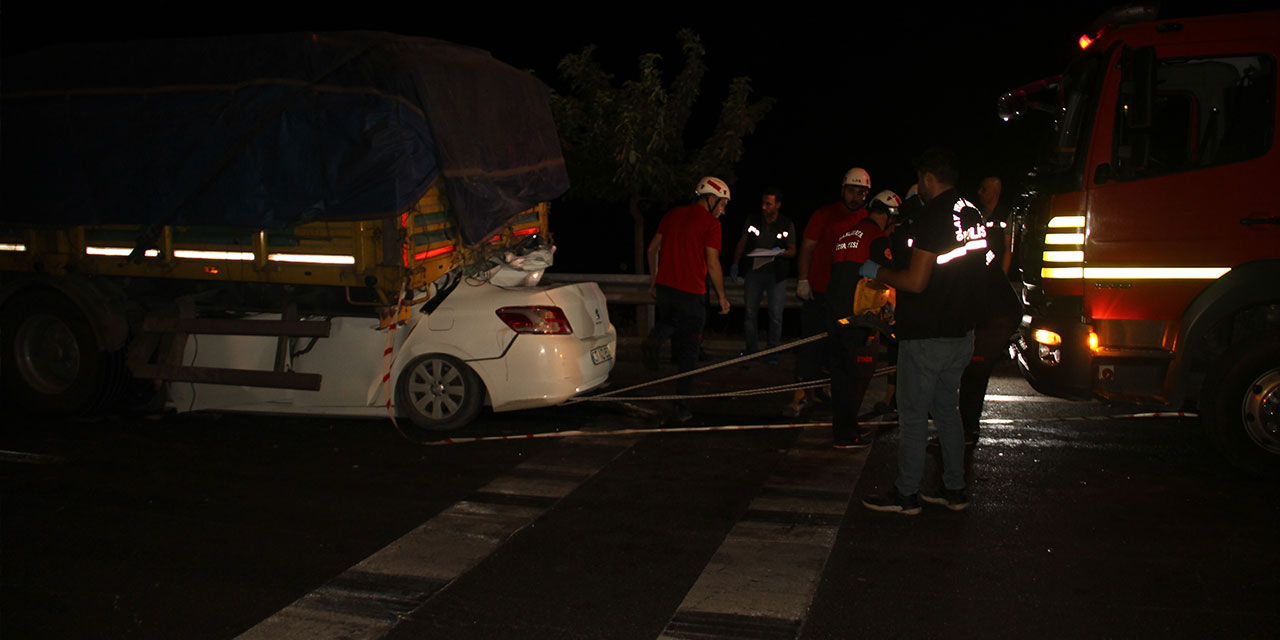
[731,188,796,363]
[858,149,988,515]
[960,175,1022,444]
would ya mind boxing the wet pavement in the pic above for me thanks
[2,335,1279,639]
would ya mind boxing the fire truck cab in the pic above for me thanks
[1002,7,1280,475]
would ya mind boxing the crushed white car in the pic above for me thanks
[168,257,616,431]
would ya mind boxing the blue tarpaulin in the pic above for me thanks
[1,31,569,246]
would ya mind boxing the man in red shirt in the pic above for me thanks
[785,167,871,417]
[644,176,732,423]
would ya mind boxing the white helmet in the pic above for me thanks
[843,168,871,189]
[869,190,902,215]
[695,176,731,200]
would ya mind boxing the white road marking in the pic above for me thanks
[659,426,870,640]
[235,436,637,640]
[0,449,65,464]
[983,394,1072,402]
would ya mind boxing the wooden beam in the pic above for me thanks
[141,317,331,338]
[130,364,323,391]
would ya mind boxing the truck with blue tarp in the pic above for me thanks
[0,31,576,418]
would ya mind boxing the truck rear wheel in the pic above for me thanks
[1203,334,1280,478]
[1,289,122,415]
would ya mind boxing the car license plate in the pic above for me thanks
[590,345,612,365]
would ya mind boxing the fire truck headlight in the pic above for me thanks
[1033,329,1062,346]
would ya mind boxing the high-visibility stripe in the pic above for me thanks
[1047,216,1085,228]
[1041,267,1084,279]
[267,253,355,265]
[1085,267,1231,279]
[414,245,456,261]
[1043,250,1084,263]
[935,238,988,265]
[86,246,160,257]
[1045,233,1084,245]
[1041,266,1231,279]
[173,249,254,261]
[86,246,355,265]
[0,243,28,252]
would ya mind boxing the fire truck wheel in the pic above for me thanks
[395,354,484,431]
[1203,334,1280,478]
[0,289,122,415]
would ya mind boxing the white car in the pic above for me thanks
[168,265,616,430]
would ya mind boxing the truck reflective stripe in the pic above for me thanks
[267,254,356,265]
[414,245,455,261]
[1084,267,1231,279]
[172,250,254,261]
[86,246,159,257]
[86,246,355,265]
[1043,250,1084,262]
[1047,216,1085,228]
[1041,267,1084,278]
[1041,266,1232,279]
[1045,233,1085,245]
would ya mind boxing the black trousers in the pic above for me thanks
[958,323,1015,434]
[797,291,830,381]
[828,318,875,439]
[651,285,707,409]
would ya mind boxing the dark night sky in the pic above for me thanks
[2,2,1274,270]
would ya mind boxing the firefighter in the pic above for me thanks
[644,176,732,424]
[826,189,900,447]
[874,183,923,415]
[786,167,871,417]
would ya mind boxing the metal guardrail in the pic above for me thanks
[543,273,802,309]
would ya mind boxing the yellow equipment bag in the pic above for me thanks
[853,277,895,316]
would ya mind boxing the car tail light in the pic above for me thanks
[496,306,573,334]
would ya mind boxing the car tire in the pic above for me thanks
[395,353,484,431]
[1202,333,1280,478]
[0,288,123,415]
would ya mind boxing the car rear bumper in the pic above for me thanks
[472,323,617,412]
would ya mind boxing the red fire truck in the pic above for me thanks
[1001,6,1279,475]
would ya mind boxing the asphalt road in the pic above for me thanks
[3,339,1278,639]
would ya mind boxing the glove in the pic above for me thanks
[729,264,740,282]
[796,279,813,300]
[858,261,881,280]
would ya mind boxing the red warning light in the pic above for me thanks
[1078,33,1095,50]
[413,245,455,261]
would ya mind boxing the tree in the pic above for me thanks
[549,29,774,274]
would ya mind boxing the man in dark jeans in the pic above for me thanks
[731,188,796,364]
[960,175,1022,444]
[644,176,733,424]
[859,149,988,515]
